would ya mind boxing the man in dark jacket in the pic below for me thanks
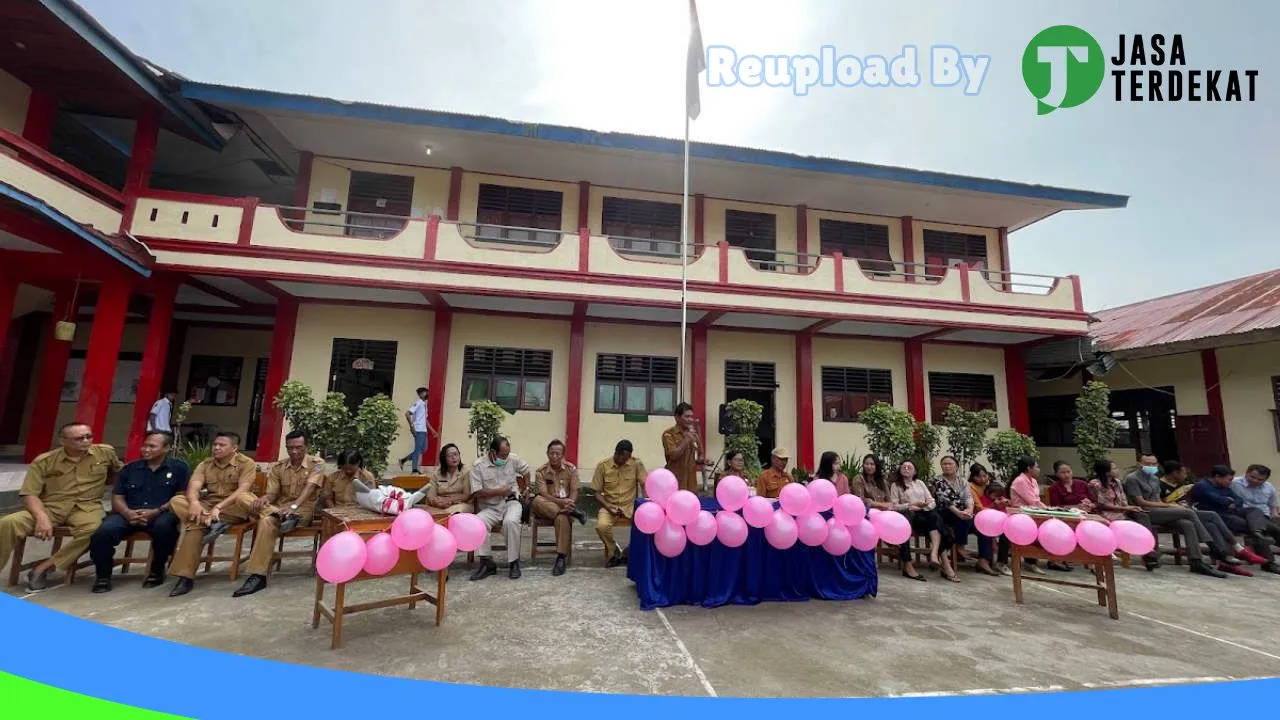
[1190,464,1279,574]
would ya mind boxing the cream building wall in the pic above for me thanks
[288,304,434,464]
[811,337,908,465]
[704,329,797,468]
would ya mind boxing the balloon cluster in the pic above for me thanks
[315,509,491,584]
[972,509,1157,557]
[634,470,910,558]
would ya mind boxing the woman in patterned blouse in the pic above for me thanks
[889,460,952,581]
[1090,459,1161,570]
[930,456,997,577]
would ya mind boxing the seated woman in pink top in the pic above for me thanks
[813,451,850,495]
[1006,455,1048,574]
[1008,456,1047,509]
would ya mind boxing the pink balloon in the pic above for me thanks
[654,520,687,558]
[666,490,701,526]
[446,512,488,552]
[849,520,880,551]
[868,508,883,522]
[974,508,1009,538]
[362,532,400,576]
[873,510,912,545]
[715,510,749,548]
[317,530,368,584]
[1037,518,1077,556]
[416,526,458,571]
[778,483,812,516]
[833,494,866,526]
[715,475,750,512]
[742,496,775,528]
[1076,519,1118,557]
[686,510,718,546]
[644,469,679,507]
[1004,513,1039,546]
[823,523,853,555]
[807,479,837,513]
[1111,520,1156,556]
[796,512,829,547]
[634,501,667,534]
[765,510,798,550]
[390,508,436,551]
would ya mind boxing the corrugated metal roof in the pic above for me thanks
[1091,269,1280,353]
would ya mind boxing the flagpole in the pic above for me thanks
[679,112,690,404]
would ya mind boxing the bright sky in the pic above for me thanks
[77,0,1276,311]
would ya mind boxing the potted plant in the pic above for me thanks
[723,399,764,480]
[467,400,507,460]
[272,380,401,476]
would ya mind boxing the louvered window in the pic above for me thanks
[929,371,997,423]
[475,183,563,246]
[461,346,553,411]
[724,209,777,270]
[725,361,776,390]
[922,229,988,278]
[819,219,891,261]
[328,339,399,412]
[602,197,682,256]
[820,367,893,422]
[594,354,678,415]
[346,171,413,240]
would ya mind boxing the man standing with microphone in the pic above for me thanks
[662,402,709,495]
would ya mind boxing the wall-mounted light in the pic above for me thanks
[424,144,434,157]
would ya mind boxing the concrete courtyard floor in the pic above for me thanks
[5,527,1280,698]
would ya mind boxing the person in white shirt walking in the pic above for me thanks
[147,392,178,434]
[398,387,438,474]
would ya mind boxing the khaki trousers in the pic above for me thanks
[169,494,275,579]
[532,496,572,555]
[476,500,521,564]
[596,509,629,560]
[0,505,104,572]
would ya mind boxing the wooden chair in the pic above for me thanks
[8,526,86,586]
[600,515,630,563]
[267,520,323,576]
[466,525,510,566]
[115,530,156,575]
[529,513,570,565]
[391,474,430,492]
[200,472,266,581]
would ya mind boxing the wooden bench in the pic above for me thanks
[390,475,430,492]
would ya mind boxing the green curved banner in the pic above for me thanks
[0,671,188,718]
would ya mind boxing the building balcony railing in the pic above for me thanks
[0,128,125,234]
[123,195,1086,316]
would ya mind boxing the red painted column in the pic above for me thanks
[795,204,809,265]
[76,279,132,434]
[25,286,80,461]
[1004,346,1030,434]
[126,278,177,459]
[576,181,590,232]
[124,105,161,194]
[997,226,1011,291]
[254,298,299,461]
[293,151,314,208]
[1200,349,1230,467]
[905,339,926,421]
[691,325,709,451]
[22,91,57,149]
[0,266,17,365]
[564,310,586,465]
[424,309,452,462]
[901,216,916,283]
[693,194,705,251]
[795,332,814,470]
[445,167,463,221]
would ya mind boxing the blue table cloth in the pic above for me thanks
[626,497,878,610]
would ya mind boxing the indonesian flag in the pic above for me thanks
[687,0,705,120]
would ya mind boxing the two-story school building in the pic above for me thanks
[0,0,1128,472]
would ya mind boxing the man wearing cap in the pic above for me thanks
[593,440,646,567]
[755,448,792,499]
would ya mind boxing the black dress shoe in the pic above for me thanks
[201,521,230,546]
[469,559,496,581]
[902,570,927,582]
[142,571,166,588]
[508,560,522,579]
[232,574,268,597]
[569,508,586,525]
[1261,562,1280,575]
[552,555,567,576]
[1143,557,1161,571]
[606,553,626,568]
[169,578,195,596]
[1190,560,1227,578]
[278,515,301,534]
[91,577,112,593]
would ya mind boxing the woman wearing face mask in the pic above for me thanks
[890,460,955,582]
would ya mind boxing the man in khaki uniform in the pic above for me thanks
[230,430,327,597]
[167,431,270,598]
[593,439,646,568]
[662,402,705,494]
[320,449,378,508]
[531,439,586,577]
[0,423,121,590]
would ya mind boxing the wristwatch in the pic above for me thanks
[289,503,299,512]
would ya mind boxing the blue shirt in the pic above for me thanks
[112,458,190,510]
[1232,477,1278,514]
[1189,478,1236,513]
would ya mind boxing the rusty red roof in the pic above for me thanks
[1091,268,1280,353]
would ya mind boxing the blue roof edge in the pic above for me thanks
[178,81,1130,211]
[0,182,152,278]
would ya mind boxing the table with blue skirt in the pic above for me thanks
[626,497,878,610]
